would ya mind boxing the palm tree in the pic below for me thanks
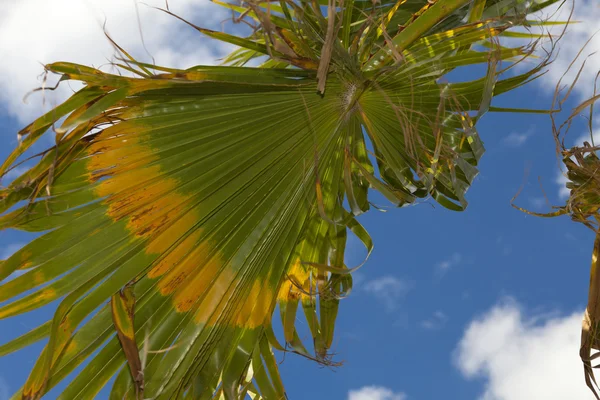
[0,1,563,399]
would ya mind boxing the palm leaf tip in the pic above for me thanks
[0,0,565,398]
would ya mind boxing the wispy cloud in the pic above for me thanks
[534,1,600,102]
[0,376,8,400]
[454,298,594,399]
[531,2,600,200]
[420,311,448,330]
[503,129,534,147]
[363,276,413,311]
[1,243,23,260]
[556,171,570,199]
[435,252,462,278]
[351,271,366,289]
[495,236,512,256]
[348,386,406,400]
[528,196,548,210]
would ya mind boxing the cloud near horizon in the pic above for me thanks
[363,276,413,311]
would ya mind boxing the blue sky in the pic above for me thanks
[1,1,600,399]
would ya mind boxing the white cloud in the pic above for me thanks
[421,311,448,330]
[454,299,595,400]
[556,158,571,200]
[363,276,412,311]
[348,386,406,400]
[574,124,600,146]
[534,1,600,100]
[535,1,600,199]
[352,271,366,288]
[528,196,548,210]
[503,130,534,147]
[435,252,462,278]
[0,0,233,123]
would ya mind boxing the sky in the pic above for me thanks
[1,1,600,399]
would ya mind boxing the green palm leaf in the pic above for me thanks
[0,1,563,398]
